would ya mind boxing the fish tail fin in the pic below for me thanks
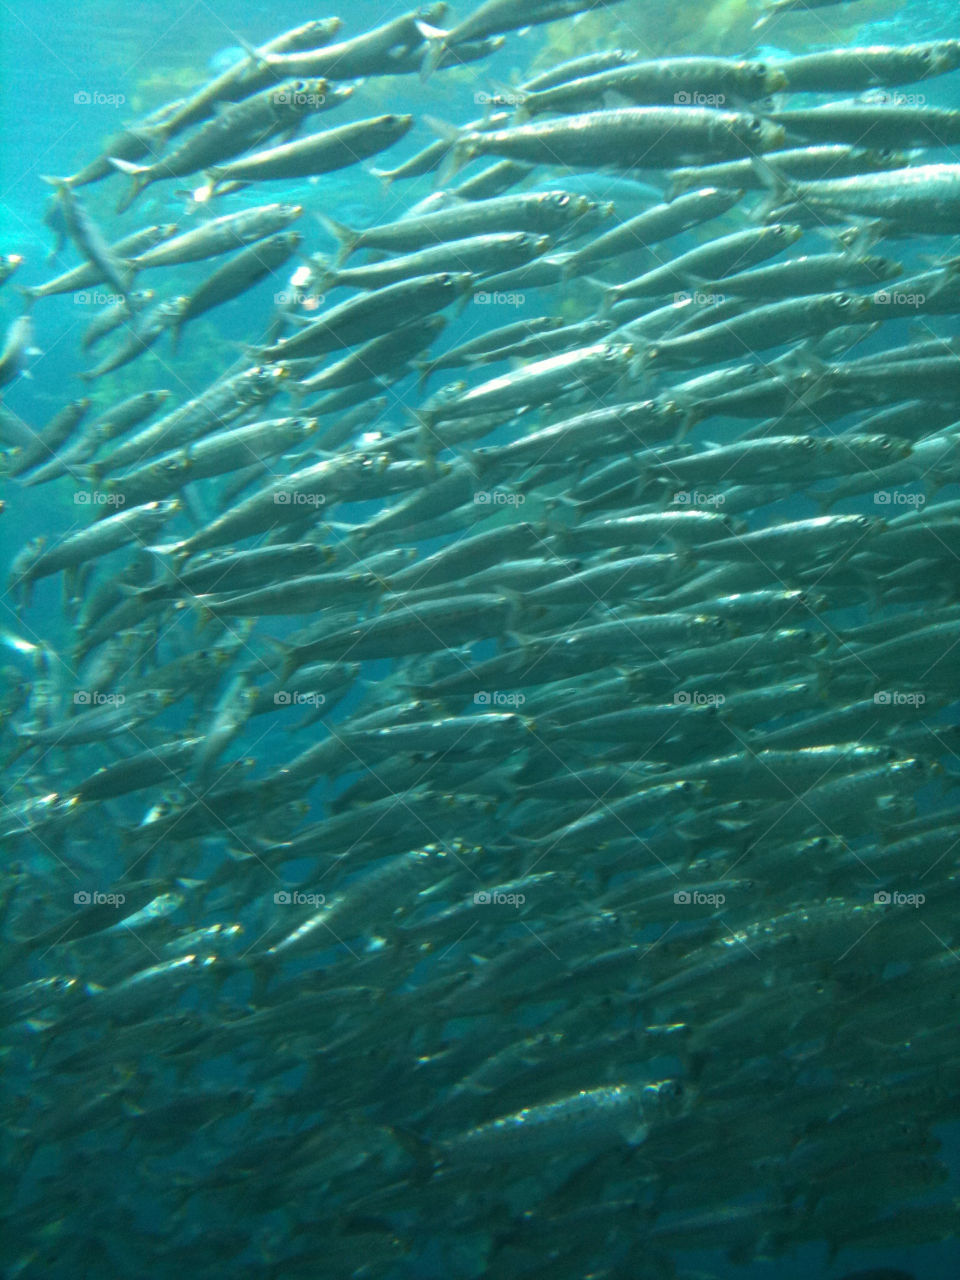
[415,357,436,391]
[424,116,473,179]
[15,285,38,309]
[368,167,395,191]
[416,20,450,82]
[318,214,360,262]
[108,158,152,213]
[307,255,337,293]
[751,156,796,220]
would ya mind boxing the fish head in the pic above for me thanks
[740,116,786,152]
[753,59,788,95]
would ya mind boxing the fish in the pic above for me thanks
[169,231,302,347]
[110,80,347,210]
[204,115,414,189]
[129,204,302,271]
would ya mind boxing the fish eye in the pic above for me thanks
[749,119,763,134]
[836,294,852,308]
[856,515,872,528]
[294,80,307,92]
[555,194,570,208]
[772,224,786,237]
[755,62,768,75]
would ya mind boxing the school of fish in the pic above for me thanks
[1,1,959,1277]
